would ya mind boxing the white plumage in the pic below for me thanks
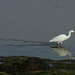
[49,30,75,45]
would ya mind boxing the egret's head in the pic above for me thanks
[69,30,75,34]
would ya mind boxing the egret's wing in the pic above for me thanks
[50,34,66,42]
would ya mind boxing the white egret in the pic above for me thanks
[49,30,75,45]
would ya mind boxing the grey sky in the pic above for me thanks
[0,0,75,41]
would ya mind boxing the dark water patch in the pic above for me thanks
[0,38,50,46]
[2,43,50,47]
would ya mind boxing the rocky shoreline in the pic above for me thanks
[0,56,75,75]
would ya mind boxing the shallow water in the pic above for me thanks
[0,0,75,60]
[0,39,75,60]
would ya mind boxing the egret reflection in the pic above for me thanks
[50,46,75,59]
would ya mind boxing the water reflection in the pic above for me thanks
[51,46,75,59]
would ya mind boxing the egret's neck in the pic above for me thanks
[67,32,71,39]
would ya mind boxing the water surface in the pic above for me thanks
[0,39,75,60]
[0,0,75,60]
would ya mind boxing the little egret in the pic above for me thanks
[49,30,75,46]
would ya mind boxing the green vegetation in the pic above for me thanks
[0,56,75,75]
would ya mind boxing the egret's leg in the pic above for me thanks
[60,42,63,47]
[56,43,58,47]
[57,42,59,47]
[61,42,62,45]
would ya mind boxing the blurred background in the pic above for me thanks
[0,0,75,43]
